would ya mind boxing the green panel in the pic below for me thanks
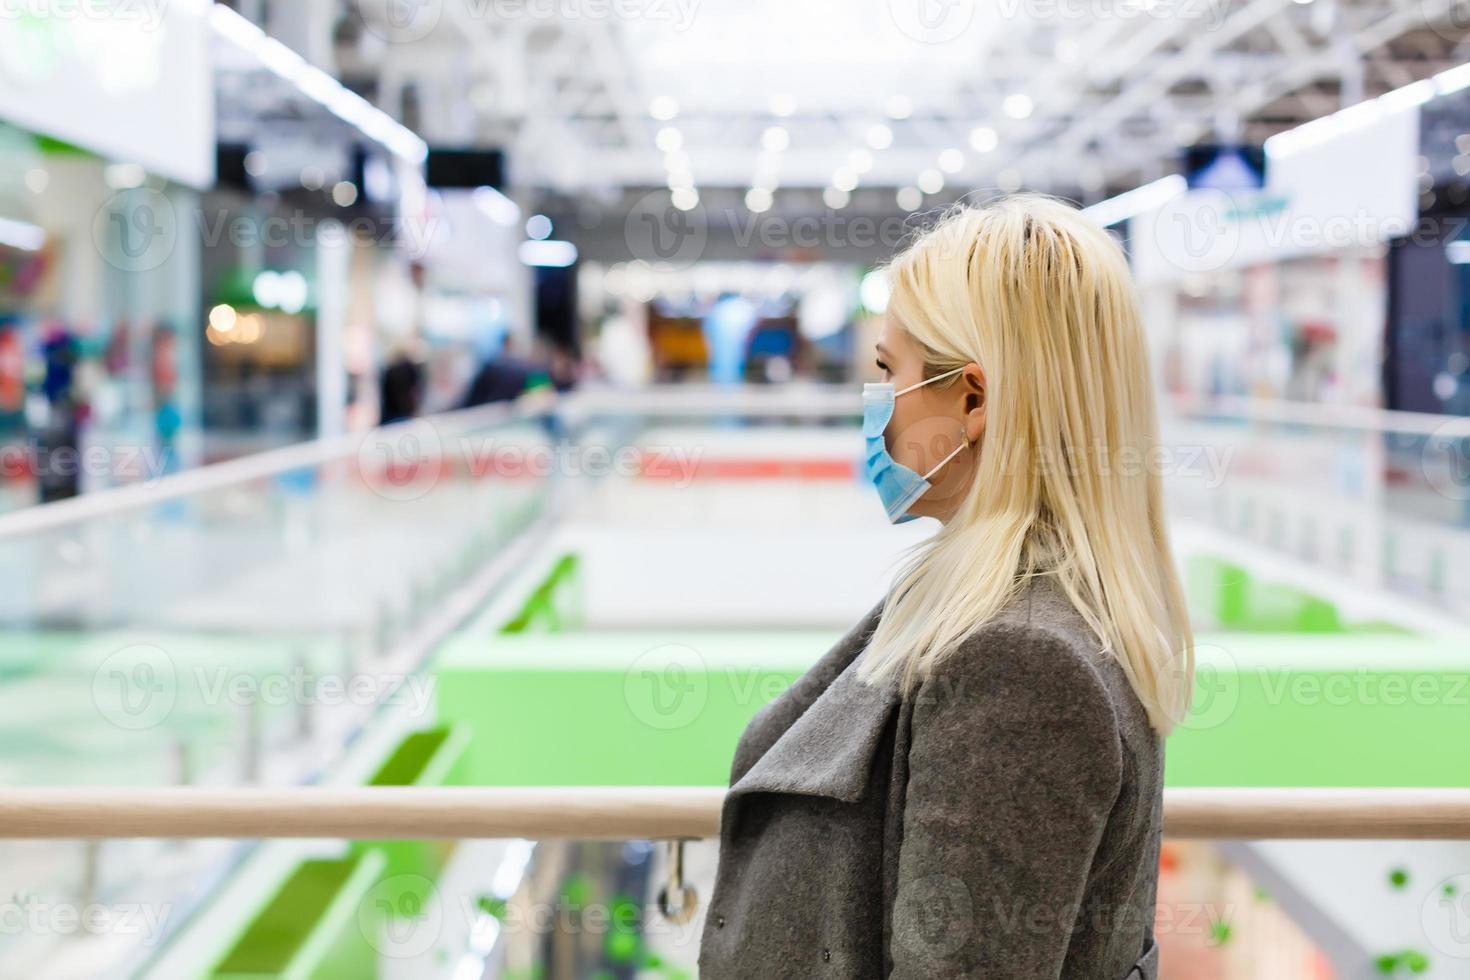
[1170,635,1470,787]
[435,629,1470,791]
[1188,555,1249,627]
[1187,554,1355,632]
[365,726,469,787]
[212,851,384,980]
[501,553,583,634]
[435,631,815,786]
[1243,582,1341,632]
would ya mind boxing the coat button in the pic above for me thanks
[822,949,831,962]
[716,915,725,929]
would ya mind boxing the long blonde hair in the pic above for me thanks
[856,195,1194,735]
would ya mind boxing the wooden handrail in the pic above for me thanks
[1,787,1469,840]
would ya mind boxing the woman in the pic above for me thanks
[697,196,1194,979]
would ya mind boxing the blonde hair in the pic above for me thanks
[856,195,1194,735]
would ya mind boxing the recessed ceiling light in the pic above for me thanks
[762,126,790,152]
[969,127,998,153]
[745,187,774,213]
[1003,93,1034,120]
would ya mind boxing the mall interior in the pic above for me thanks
[3,0,1470,978]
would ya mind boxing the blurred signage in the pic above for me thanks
[0,0,214,188]
[1133,105,1419,283]
[1183,144,1267,192]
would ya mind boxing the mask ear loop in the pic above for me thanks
[921,426,972,481]
[894,365,966,398]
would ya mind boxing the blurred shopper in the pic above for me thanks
[460,335,535,407]
[34,325,83,503]
[702,292,756,385]
[379,340,425,424]
[700,197,1194,979]
[545,342,580,393]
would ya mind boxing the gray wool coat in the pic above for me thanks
[697,576,1164,979]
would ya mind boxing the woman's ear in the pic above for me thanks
[961,362,986,444]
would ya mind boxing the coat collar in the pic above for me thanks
[727,622,899,804]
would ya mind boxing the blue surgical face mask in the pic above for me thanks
[863,367,969,524]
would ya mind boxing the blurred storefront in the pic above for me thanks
[0,0,214,507]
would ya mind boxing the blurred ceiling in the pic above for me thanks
[312,0,1470,202]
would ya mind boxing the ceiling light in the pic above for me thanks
[649,96,679,121]
[833,168,859,192]
[745,187,774,213]
[1079,174,1187,227]
[938,149,964,174]
[762,126,790,152]
[917,169,944,194]
[671,187,699,211]
[210,4,426,162]
[896,186,923,211]
[770,93,798,117]
[848,149,874,173]
[884,95,913,120]
[969,126,998,153]
[866,124,893,150]
[823,187,850,209]
[1003,93,1034,120]
[519,240,578,267]
[656,127,683,153]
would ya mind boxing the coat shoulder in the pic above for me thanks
[927,578,1118,706]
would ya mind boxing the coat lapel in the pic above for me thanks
[727,623,899,804]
